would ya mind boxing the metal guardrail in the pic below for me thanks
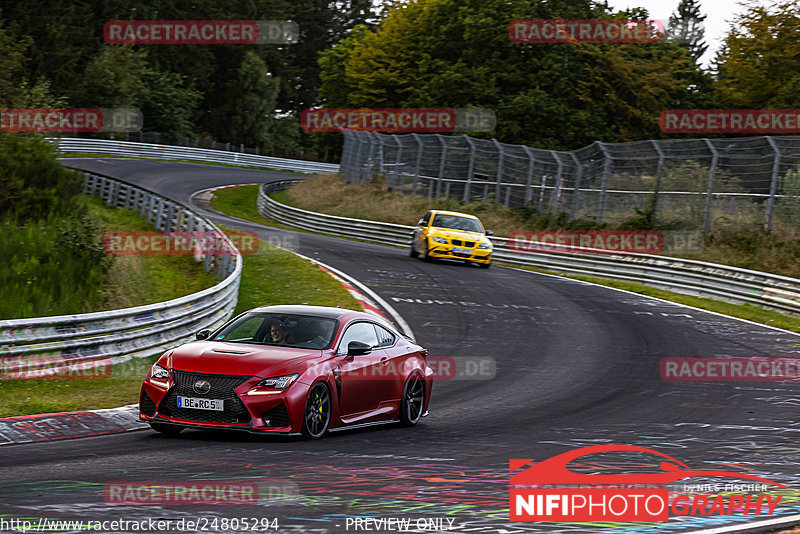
[50,137,340,175]
[0,172,242,376]
[258,183,800,317]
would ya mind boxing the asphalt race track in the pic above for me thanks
[1,158,798,534]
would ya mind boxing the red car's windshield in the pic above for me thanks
[213,313,338,350]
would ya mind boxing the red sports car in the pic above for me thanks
[139,305,433,439]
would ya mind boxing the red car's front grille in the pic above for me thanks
[158,370,252,424]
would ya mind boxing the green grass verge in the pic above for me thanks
[0,229,362,418]
[210,185,403,247]
[209,185,278,228]
[86,196,219,311]
[0,357,157,418]
[220,225,362,315]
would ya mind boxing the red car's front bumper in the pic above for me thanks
[139,371,311,435]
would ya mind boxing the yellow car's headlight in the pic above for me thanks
[477,243,492,249]
[431,236,448,244]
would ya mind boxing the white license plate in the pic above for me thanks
[177,396,224,411]
[453,247,472,254]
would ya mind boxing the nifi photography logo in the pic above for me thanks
[510,444,786,522]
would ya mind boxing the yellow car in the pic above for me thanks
[409,210,493,268]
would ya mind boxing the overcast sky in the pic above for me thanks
[604,0,754,67]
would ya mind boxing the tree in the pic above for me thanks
[715,0,800,108]
[142,71,201,142]
[317,0,702,149]
[666,0,708,63]
[79,45,151,108]
[0,25,65,108]
[208,51,280,149]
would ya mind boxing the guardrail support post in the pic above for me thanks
[155,198,165,230]
[702,139,719,234]
[164,203,175,232]
[765,136,782,233]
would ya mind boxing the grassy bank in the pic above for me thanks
[0,228,362,418]
[0,195,218,319]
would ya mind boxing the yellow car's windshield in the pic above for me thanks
[431,214,482,233]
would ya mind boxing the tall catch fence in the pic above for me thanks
[340,132,800,234]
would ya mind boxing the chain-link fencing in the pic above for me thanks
[340,132,800,233]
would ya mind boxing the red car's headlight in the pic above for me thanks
[150,364,169,379]
[257,374,299,389]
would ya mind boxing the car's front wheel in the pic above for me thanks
[421,239,432,262]
[399,374,425,426]
[479,262,491,269]
[302,383,331,439]
[409,239,419,258]
[149,422,183,435]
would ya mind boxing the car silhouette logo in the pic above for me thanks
[510,444,786,487]
[193,380,211,395]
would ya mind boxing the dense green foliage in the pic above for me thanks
[0,134,85,220]
[317,0,701,150]
[0,0,377,156]
[1,0,798,154]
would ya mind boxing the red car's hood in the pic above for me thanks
[164,341,323,378]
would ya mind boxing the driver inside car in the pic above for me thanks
[268,321,296,345]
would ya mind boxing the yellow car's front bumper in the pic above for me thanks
[428,244,492,264]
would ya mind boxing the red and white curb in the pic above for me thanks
[0,404,145,446]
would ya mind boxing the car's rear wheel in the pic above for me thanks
[149,422,183,435]
[302,383,331,439]
[399,374,425,426]
[479,262,491,269]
